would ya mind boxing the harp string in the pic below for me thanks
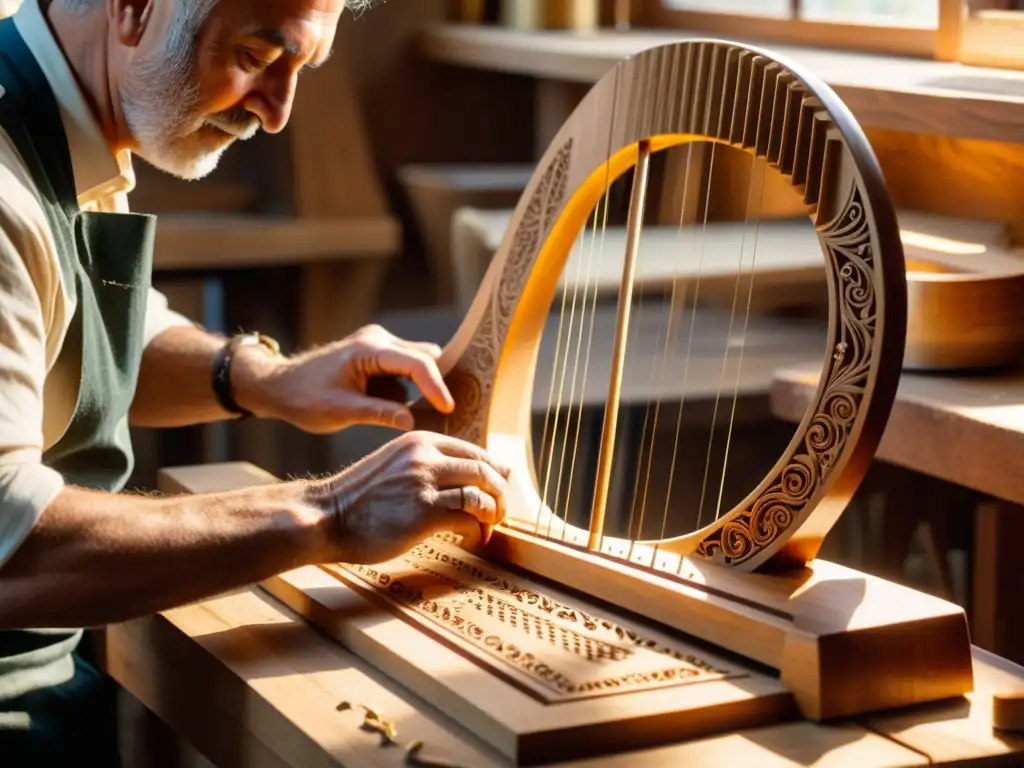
[714,151,769,523]
[627,141,696,561]
[625,45,681,552]
[695,145,754,532]
[533,218,576,536]
[549,196,604,540]
[651,50,722,566]
[559,179,613,544]
[535,65,621,542]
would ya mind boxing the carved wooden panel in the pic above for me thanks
[321,532,745,704]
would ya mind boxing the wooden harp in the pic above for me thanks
[165,39,973,765]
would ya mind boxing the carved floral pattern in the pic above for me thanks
[695,183,876,565]
[444,139,575,446]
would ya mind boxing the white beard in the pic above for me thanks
[119,0,235,181]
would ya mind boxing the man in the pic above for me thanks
[0,0,510,761]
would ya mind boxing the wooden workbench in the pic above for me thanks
[103,518,1024,767]
[771,364,1024,668]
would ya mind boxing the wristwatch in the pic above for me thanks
[212,331,281,419]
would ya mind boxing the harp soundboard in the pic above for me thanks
[195,38,975,765]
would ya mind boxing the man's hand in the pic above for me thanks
[312,430,511,563]
[235,324,455,433]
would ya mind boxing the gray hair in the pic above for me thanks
[60,0,380,15]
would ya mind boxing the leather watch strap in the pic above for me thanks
[212,332,280,419]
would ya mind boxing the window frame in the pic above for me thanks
[936,0,1024,67]
[637,0,939,58]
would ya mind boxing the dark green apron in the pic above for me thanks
[0,17,155,765]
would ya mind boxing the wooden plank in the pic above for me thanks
[418,25,1024,143]
[153,215,400,270]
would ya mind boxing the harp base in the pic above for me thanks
[259,533,799,766]
[488,526,975,722]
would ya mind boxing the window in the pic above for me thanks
[644,0,939,57]
[662,0,938,28]
[800,0,938,27]
[662,0,790,17]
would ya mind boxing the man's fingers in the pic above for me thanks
[398,339,443,359]
[346,397,416,431]
[433,485,503,527]
[429,434,512,479]
[435,458,508,517]
[372,348,454,414]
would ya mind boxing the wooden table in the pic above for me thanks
[104,552,1024,768]
[771,364,1024,667]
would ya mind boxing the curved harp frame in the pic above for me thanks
[428,38,906,572]
[407,38,971,721]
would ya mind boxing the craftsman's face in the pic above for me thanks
[120,0,343,180]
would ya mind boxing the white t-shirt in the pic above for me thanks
[0,0,192,567]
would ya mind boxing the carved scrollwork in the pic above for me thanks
[696,182,877,565]
[325,531,740,702]
[443,139,574,446]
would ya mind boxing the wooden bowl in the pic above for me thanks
[902,230,1024,371]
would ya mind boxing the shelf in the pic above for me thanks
[419,24,1024,144]
[153,214,401,271]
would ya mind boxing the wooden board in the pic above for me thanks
[262,535,796,765]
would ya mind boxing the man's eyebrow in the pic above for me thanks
[308,47,334,70]
[251,28,301,57]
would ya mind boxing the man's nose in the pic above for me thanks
[245,75,296,134]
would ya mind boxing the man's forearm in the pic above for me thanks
[0,481,327,629]
[130,325,278,428]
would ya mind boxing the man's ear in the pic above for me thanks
[109,0,155,48]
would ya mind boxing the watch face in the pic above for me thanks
[241,333,280,356]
